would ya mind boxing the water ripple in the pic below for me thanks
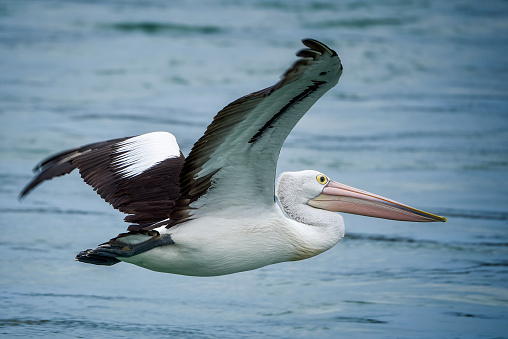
[444,312,496,320]
[346,233,508,249]
[333,316,387,324]
[433,208,508,221]
[309,17,416,28]
[102,22,224,35]
[0,207,108,216]
[0,316,258,338]
[73,113,206,128]
[0,317,213,338]
[15,292,148,302]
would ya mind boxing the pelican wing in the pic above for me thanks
[169,39,343,225]
[20,132,185,231]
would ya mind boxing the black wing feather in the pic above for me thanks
[20,134,185,231]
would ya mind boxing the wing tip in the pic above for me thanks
[301,38,338,58]
[278,38,341,86]
[18,184,33,201]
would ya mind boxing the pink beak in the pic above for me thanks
[308,180,446,222]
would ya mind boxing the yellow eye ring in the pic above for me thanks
[316,174,328,185]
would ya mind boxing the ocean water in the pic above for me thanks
[1,0,508,338]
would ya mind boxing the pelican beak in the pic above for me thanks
[308,180,446,222]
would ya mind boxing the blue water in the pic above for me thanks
[1,0,508,338]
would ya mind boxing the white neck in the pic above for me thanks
[276,178,345,256]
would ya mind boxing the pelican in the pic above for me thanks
[20,39,445,277]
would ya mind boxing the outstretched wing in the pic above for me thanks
[20,132,185,231]
[169,39,343,226]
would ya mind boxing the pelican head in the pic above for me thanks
[276,170,446,226]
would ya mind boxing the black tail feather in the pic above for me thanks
[75,249,121,266]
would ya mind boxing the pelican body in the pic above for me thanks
[20,40,445,277]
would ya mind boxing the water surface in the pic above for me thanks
[1,0,507,338]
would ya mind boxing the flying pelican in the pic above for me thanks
[20,39,446,277]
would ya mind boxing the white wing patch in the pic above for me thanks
[114,132,180,178]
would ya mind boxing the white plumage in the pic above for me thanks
[115,132,181,178]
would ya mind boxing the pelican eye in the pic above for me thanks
[316,174,328,185]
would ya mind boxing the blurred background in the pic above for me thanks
[1,0,507,338]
